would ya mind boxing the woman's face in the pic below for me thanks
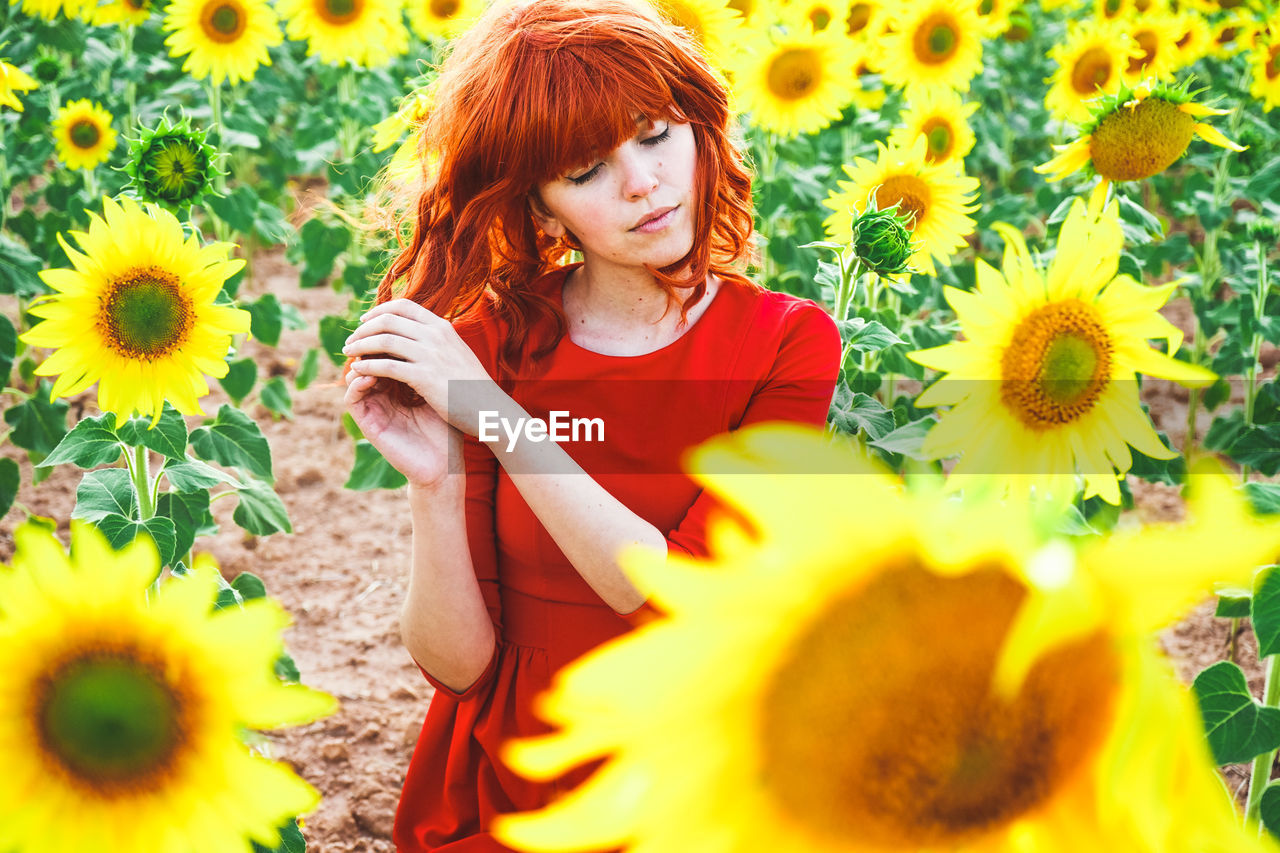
[532,117,698,275]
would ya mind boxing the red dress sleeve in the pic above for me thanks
[620,298,840,627]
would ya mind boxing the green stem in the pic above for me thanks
[133,444,154,520]
[1243,240,1272,481]
[84,168,99,201]
[209,80,226,195]
[1246,650,1280,826]
[121,24,137,131]
[1185,322,1206,463]
[0,119,8,231]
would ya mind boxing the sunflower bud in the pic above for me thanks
[1247,218,1279,248]
[123,112,223,211]
[850,199,915,277]
[32,49,67,84]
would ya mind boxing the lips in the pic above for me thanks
[630,205,677,231]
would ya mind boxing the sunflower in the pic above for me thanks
[875,0,984,95]
[163,0,283,86]
[728,24,861,137]
[843,0,889,42]
[491,424,1280,853]
[725,0,774,27]
[908,195,1215,504]
[1170,10,1213,67]
[1044,19,1141,124]
[648,0,743,65]
[277,0,407,68]
[405,0,483,40]
[8,0,91,20]
[1093,0,1166,18]
[90,0,154,26]
[974,0,1018,38]
[1120,13,1186,83]
[0,58,38,113]
[372,87,432,152]
[788,0,849,32]
[887,86,978,166]
[0,522,336,853]
[1037,80,1246,201]
[51,99,117,171]
[824,134,978,277]
[20,196,250,422]
[123,112,224,209]
[1248,27,1280,111]
[1206,9,1260,59]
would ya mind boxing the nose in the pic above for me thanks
[617,148,659,200]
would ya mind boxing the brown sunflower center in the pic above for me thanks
[317,0,360,25]
[1000,300,1114,429]
[125,0,147,11]
[1216,25,1238,46]
[200,0,247,42]
[1070,46,1113,95]
[978,0,993,15]
[1268,46,1280,80]
[921,117,955,162]
[1133,0,1151,11]
[1103,0,1121,17]
[766,47,821,101]
[1126,30,1160,75]
[33,646,191,796]
[1089,97,1195,182]
[914,13,960,64]
[759,561,1119,847]
[845,1,870,34]
[808,6,831,30]
[69,119,101,150]
[100,267,195,360]
[875,174,931,230]
[429,0,459,18]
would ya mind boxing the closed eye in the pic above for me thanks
[566,123,672,185]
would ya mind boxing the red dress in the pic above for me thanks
[393,265,841,852]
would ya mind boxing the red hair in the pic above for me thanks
[375,0,758,382]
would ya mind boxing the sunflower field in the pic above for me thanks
[2,0,1280,848]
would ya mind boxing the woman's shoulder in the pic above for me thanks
[717,277,838,341]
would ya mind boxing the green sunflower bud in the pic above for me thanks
[1247,218,1279,248]
[850,199,915,277]
[32,49,66,84]
[122,111,223,211]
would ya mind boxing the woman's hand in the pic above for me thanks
[342,299,502,437]
[344,368,462,488]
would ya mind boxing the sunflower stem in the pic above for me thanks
[209,81,226,195]
[0,118,8,230]
[1245,649,1280,828]
[1243,238,1273,482]
[121,24,137,131]
[83,168,99,201]
[133,443,155,521]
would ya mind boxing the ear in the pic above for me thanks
[528,193,566,239]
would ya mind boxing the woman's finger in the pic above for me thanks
[359,298,444,328]
[346,311,431,345]
[343,332,421,361]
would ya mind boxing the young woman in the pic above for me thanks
[342,0,841,849]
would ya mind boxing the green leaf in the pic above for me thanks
[1192,660,1280,766]
[341,412,363,441]
[39,413,122,468]
[219,357,258,405]
[1115,193,1166,241]
[156,489,215,560]
[1227,424,1280,477]
[260,376,293,420]
[205,185,257,234]
[1260,782,1280,841]
[867,418,935,460]
[319,314,354,366]
[163,458,237,492]
[1202,377,1232,412]
[232,571,268,601]
[1215,586,1253,619]
[274,654,301,685]
[830,388,896,441]
[0,457,19,520]
[233,478,292,535]
[0,313,16,387]
[95,513,179,567]
[248,293,284,346]
[838,317,905,355]
[191,405,274,481]
[345,440,408,491]
[1245,483,1280,516]
[298,219,350,287]
[4,383,69,455]
[1255,565,1280,657]
[73,469,137,522]
[295,348,320,390]
[117,404,189,461]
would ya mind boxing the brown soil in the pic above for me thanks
[0,248,1271,851]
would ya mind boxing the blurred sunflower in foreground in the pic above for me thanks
[0,522,337,853]
[909,194,1214,505]
[1036,79,1245,203]
[491,424,1280,853]
[1249,25,1280,111]
[51,99,117,171]
[0,56,39,112]
[823,134,978,277]
[19,196,250,422]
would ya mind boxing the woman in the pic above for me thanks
[342,0,841,848]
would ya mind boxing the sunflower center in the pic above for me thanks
[875,174,930,230]
[200,0,246,41]
[125,0,147,10]
[1000,300,1114,429]
[1216,26,1238,45]
[430,0,458,18]
[35,650,187,794]
[1089,97,1195,182]
[921,118,955,162]
[1070,46,1112,95]
[145,138,210,204]
[70,119,101,150]
[759,561,1119,847]
[978,0,993,15]
[1126,30,1159,74]
[914,14,960,64]
[100,268,195,360]
[766,47,821,101]
[845,1,870,34]
[808,6,831,30]
[1268,46,1280,80]
[317,0,360,24]
[1103,0,1121,16]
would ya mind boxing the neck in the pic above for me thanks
[570,261,694,327]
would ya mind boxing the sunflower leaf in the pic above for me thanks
[163,458,237,492]
[1260,783,1280,841]
[867,418,935,460]
[0,458,19,520]
[0,313,15,387]
[345,440,408,491]
[1192,660,1280,766]
[117,404,188,461]
[260,376,294,421]
[38,412,121,469]
[838,318,905,354]
[157,489,216,561]
[829,388,896,441]
[3,383,69,455]
[295,348,321,391]
[219,357,258,405]
[72,468,137,523]
[95,513,179,568]
[190,405,273,481]
[232,478,292,535]
[1245,484,1280,516]
[1254,566,1280,658]
[248,293,284,346]
[1214,587,1252,619]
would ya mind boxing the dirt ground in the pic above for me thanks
[0,245,1274,851]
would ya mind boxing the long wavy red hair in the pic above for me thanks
[375,0,757,382]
